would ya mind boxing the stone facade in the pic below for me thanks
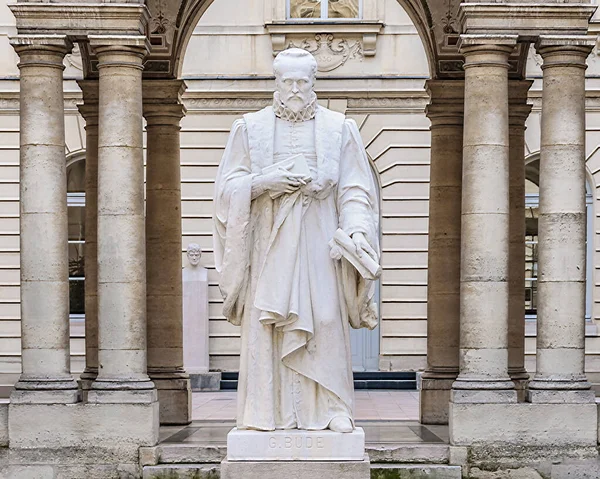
[0,0,599,476]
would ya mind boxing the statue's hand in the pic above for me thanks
[330,243,343,261]
[352,232,377,262]
[262,167,307,195]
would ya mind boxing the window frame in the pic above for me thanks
[286,0,363,21]
[67,191,85,318]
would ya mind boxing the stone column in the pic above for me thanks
[452,35,517,402]
[420,80,463,425]
[10,35,79,404]
[508,80,533,399]
[87,36,155,403]
[143,80,191,424]
[528,36,596,403]
[77,80,99,395]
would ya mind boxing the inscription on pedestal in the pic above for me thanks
[227,427,365,461]
[268,435,325,451]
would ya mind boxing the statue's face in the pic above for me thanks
[275,58,315,113]
[187,248,201,266]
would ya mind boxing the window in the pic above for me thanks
[67,158,85,317]
[287,0,361,20]
[524,160,593,320]
[525,185,538,316]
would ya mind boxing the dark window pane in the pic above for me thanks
[328,0,359,18]
[290,0,321,18]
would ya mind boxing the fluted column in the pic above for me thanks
[452,35,517,402]
[88,36,155,403]
[508,80,533,399]
[420,80,463,425]
[77,80,99,395]
[10,35,79,404]
[144,80,191,424]
[528,36,595,403]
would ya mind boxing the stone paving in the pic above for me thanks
[191,390,420,421]
[158,391,450,448]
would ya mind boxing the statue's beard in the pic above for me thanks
[274,91,317,113]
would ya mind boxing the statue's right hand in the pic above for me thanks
[261,167,307,195]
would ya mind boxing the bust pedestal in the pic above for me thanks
[221,428,370,479]
[182,253,221,391]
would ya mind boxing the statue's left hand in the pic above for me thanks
[352,232,377,262]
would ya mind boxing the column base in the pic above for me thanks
[149,370,191,425]
[528,378,595,403]
[190,372,221,391]
[420,375,456,424]
[88,379,157,404]
[509,368,529,402]
[79,368,98,401]
[11,378,80,404]
[451,377,517,403]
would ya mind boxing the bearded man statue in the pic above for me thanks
[214,48,380,433]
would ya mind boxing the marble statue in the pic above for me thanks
[214,48,380,434]
[183,243,210,375]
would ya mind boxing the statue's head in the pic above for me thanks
[273,48,317,113]
[186,243,202,267]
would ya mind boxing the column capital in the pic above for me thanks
[88,35,150,67]
[10,34,72,68]
[77,80,99,126]
[143,79,187,124]
[458,34,518,58]
[536,35,595,67]
[508,80,533,130]
[425,79,464,126]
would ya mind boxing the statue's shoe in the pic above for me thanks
[328,417,353,433]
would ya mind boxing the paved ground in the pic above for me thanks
[191,390,420,421]
[156,390,448,447]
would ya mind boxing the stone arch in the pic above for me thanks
[168,0,437,79]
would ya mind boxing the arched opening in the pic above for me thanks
[175,0,432,379]
[524,155,594,322]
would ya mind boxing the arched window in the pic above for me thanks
[287,0,362,20]
[66,154,85,318]
[524,157,593,320]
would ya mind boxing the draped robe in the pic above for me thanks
[214,105,379,431]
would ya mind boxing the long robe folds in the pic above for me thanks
[214,105,380,431]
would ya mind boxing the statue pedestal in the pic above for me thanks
[222,428,370,479]
[227,427,365,461]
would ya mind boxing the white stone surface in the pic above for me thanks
[213,49,380,431]
[226,427,366,461]
[183,244,210,375]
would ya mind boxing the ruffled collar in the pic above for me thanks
[273,92,317,122]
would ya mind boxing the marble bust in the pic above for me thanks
[186,243,202,267]
[214,48,380,434]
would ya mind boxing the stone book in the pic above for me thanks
[329,228,381,280]
[262,153,313,199]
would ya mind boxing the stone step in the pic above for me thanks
[143,463,462,479]
[143,464,219,478]
[148,443,449,465]
[371,464,462,478]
